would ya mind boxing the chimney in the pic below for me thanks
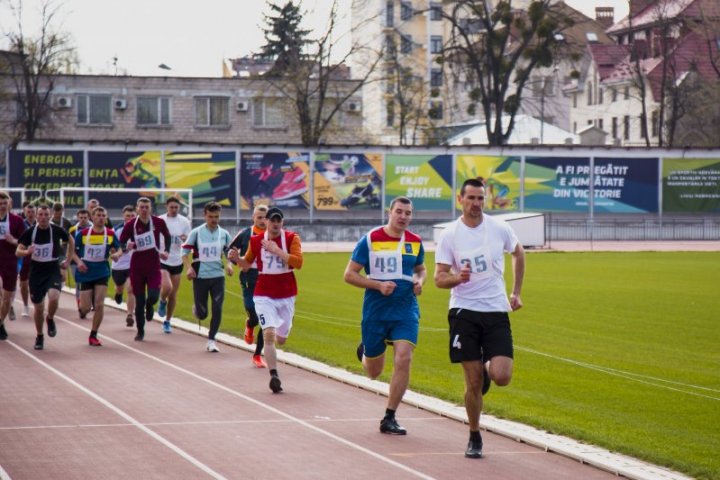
[595,7,615,29]
[630,0,655,18]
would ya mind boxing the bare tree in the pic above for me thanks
[256,0,383,146]
[440,0,573,146]
[1,0,76,145]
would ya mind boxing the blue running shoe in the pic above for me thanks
[158,300,167,318]
[162,320,172,334]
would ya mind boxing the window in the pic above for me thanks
[651,110,659,137]
[400,34,412,54]
[386,1,394,27]
[598,118,604,130]
[386,101,395,127]
[252,98,285,128]
[430,2,442,21]
[430,35,443,54]
[137,96,170,126]
[430,69,443,87]
[612,117,618,139]
[573,122,577,133]
[385,33,396,58]
[611,88,618,102]
[598,88,604,104]
[195,97,229,127]
[400,1,412,21]
[640,114,648,139]
[386,67,396,93]
[572,93,577,108]
[77,94,111,125]
[587,82,593,105]
[428,100,443,120]
[624,86,630,100]
[623,115,630,140]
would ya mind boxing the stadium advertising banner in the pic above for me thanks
[240,152,310,210]
[88,151,236,210]
[663,158,720,212]
[455,155,522,211]
[384,154,453,211]
[313,153,383,211]
[593,157,659,213]
[8,150,84,207]
[524,157,591,212]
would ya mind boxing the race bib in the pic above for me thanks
[32,242,54,262]
[458,245,492,279]
[198,240,222,263]
[368,250,403,280]
[84,244,106,262]
[135,230,155,252]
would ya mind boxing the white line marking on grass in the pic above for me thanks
[55,315,438,480]
[519,346,720,401]
[5,340,228,480]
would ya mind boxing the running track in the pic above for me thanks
[1,293,622,480]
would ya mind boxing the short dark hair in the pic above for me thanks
[92,206,107,216]
[122,204,135,213]
[52,202,64,211]
[389,196,413,211]
[137,197,152,205]
[166,197,181,206]
[76,209,90,217]
[204,201,221,213]
[460,178,485,196]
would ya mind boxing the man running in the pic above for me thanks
[182,202,233,352]
[228,204,268,367]
[158,197,191,334]
[16,205,73,350]
[73,206,121,346]
[119,197,171,341]
[50,202,72,285]
[0,191,26,340]
[111,205,137,327]
[434,178,525,458]
[69,209,92,317]
[343,196,426,435]
[230,206,303,393]
[18,202,37,318]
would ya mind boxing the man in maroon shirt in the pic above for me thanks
[119,197,171,341]
[0,192,26,340]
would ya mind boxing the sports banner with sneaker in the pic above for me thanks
[240,152,310,210]
[384,154,453,211]
[313,153,383,211]
[456,155,522,212]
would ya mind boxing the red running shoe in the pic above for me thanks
[88,336,102,347]
[244,319,254,345]
[252,354,267,368]
[272,168,307,200]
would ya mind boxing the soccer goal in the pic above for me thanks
[3,188,44,209]
[45,187,194,221]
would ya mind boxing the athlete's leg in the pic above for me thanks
[207,278,225,340]
[166,273,182,319]
[91,284,108,333]
[387,341,414,411]
[262,327,278,371]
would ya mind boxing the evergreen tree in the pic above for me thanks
[259,1,312,74]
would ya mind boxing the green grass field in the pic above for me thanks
[106,251,720,479]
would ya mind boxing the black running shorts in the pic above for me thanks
[29,267,62,304]
[448,308,514,364]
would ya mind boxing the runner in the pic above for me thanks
[343,196,426,435]
[182,202,233,352]
[16,205,73,350]
[18,202,37,318]
[119,197,171,341]
[158,197,192,334]
[229,206,303,393]
[0,191,26,340]
[228,204,268,367]
[69,209,92,317]
[73,206,121,346]
[111,205,137,327]
[50,202,72,285]
[434,178,525,458]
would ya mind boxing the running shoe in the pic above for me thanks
[244,319,254,345]
[206,339,220,353]
[465,434,483,459]
[126,315,134,327]
[145,305,154,322]
[269,374,283,393]
[47,318,57,337]
[22,305,30,317]
[88,336,102,347]
[162,320,172,334]
[252,354,267,368]
[34,335,44,350]
[379,416,407,435]
[356,342,364,362]
[134,332,144,342]
[114,293,123,305]
[272,168,307,200]
[8,306,15,321]
[158,300,167,318]
[0,323,7,340]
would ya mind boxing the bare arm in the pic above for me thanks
[509,243,525,311]
[434,262,471,289]
[412,264,427,296]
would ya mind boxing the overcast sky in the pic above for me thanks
[1,0,630,77]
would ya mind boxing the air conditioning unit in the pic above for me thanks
[114,98,128,110]
[56,96,73,109]
[347,101,362,113]
[236,100,249,112]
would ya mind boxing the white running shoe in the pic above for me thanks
[206,339,220,353]
[22,305,30,317]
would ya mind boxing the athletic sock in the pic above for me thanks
[90,330,97,338]
[384,408,396,419]
[470,430,481,442]
[270,369,278,377]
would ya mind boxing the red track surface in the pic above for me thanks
[1,293,620,480]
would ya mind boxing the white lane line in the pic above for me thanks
[5,340,227,480]
[0,463,12,480]
[55,314,437,480]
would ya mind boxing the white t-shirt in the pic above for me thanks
[435,215,519,312]
[159,214,192,266]
[111,224,132,271]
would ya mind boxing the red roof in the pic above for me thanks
[589,44,632,79]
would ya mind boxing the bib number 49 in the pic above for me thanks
[374,256,397,273]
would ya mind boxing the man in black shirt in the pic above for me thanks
[16,205,73,350]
